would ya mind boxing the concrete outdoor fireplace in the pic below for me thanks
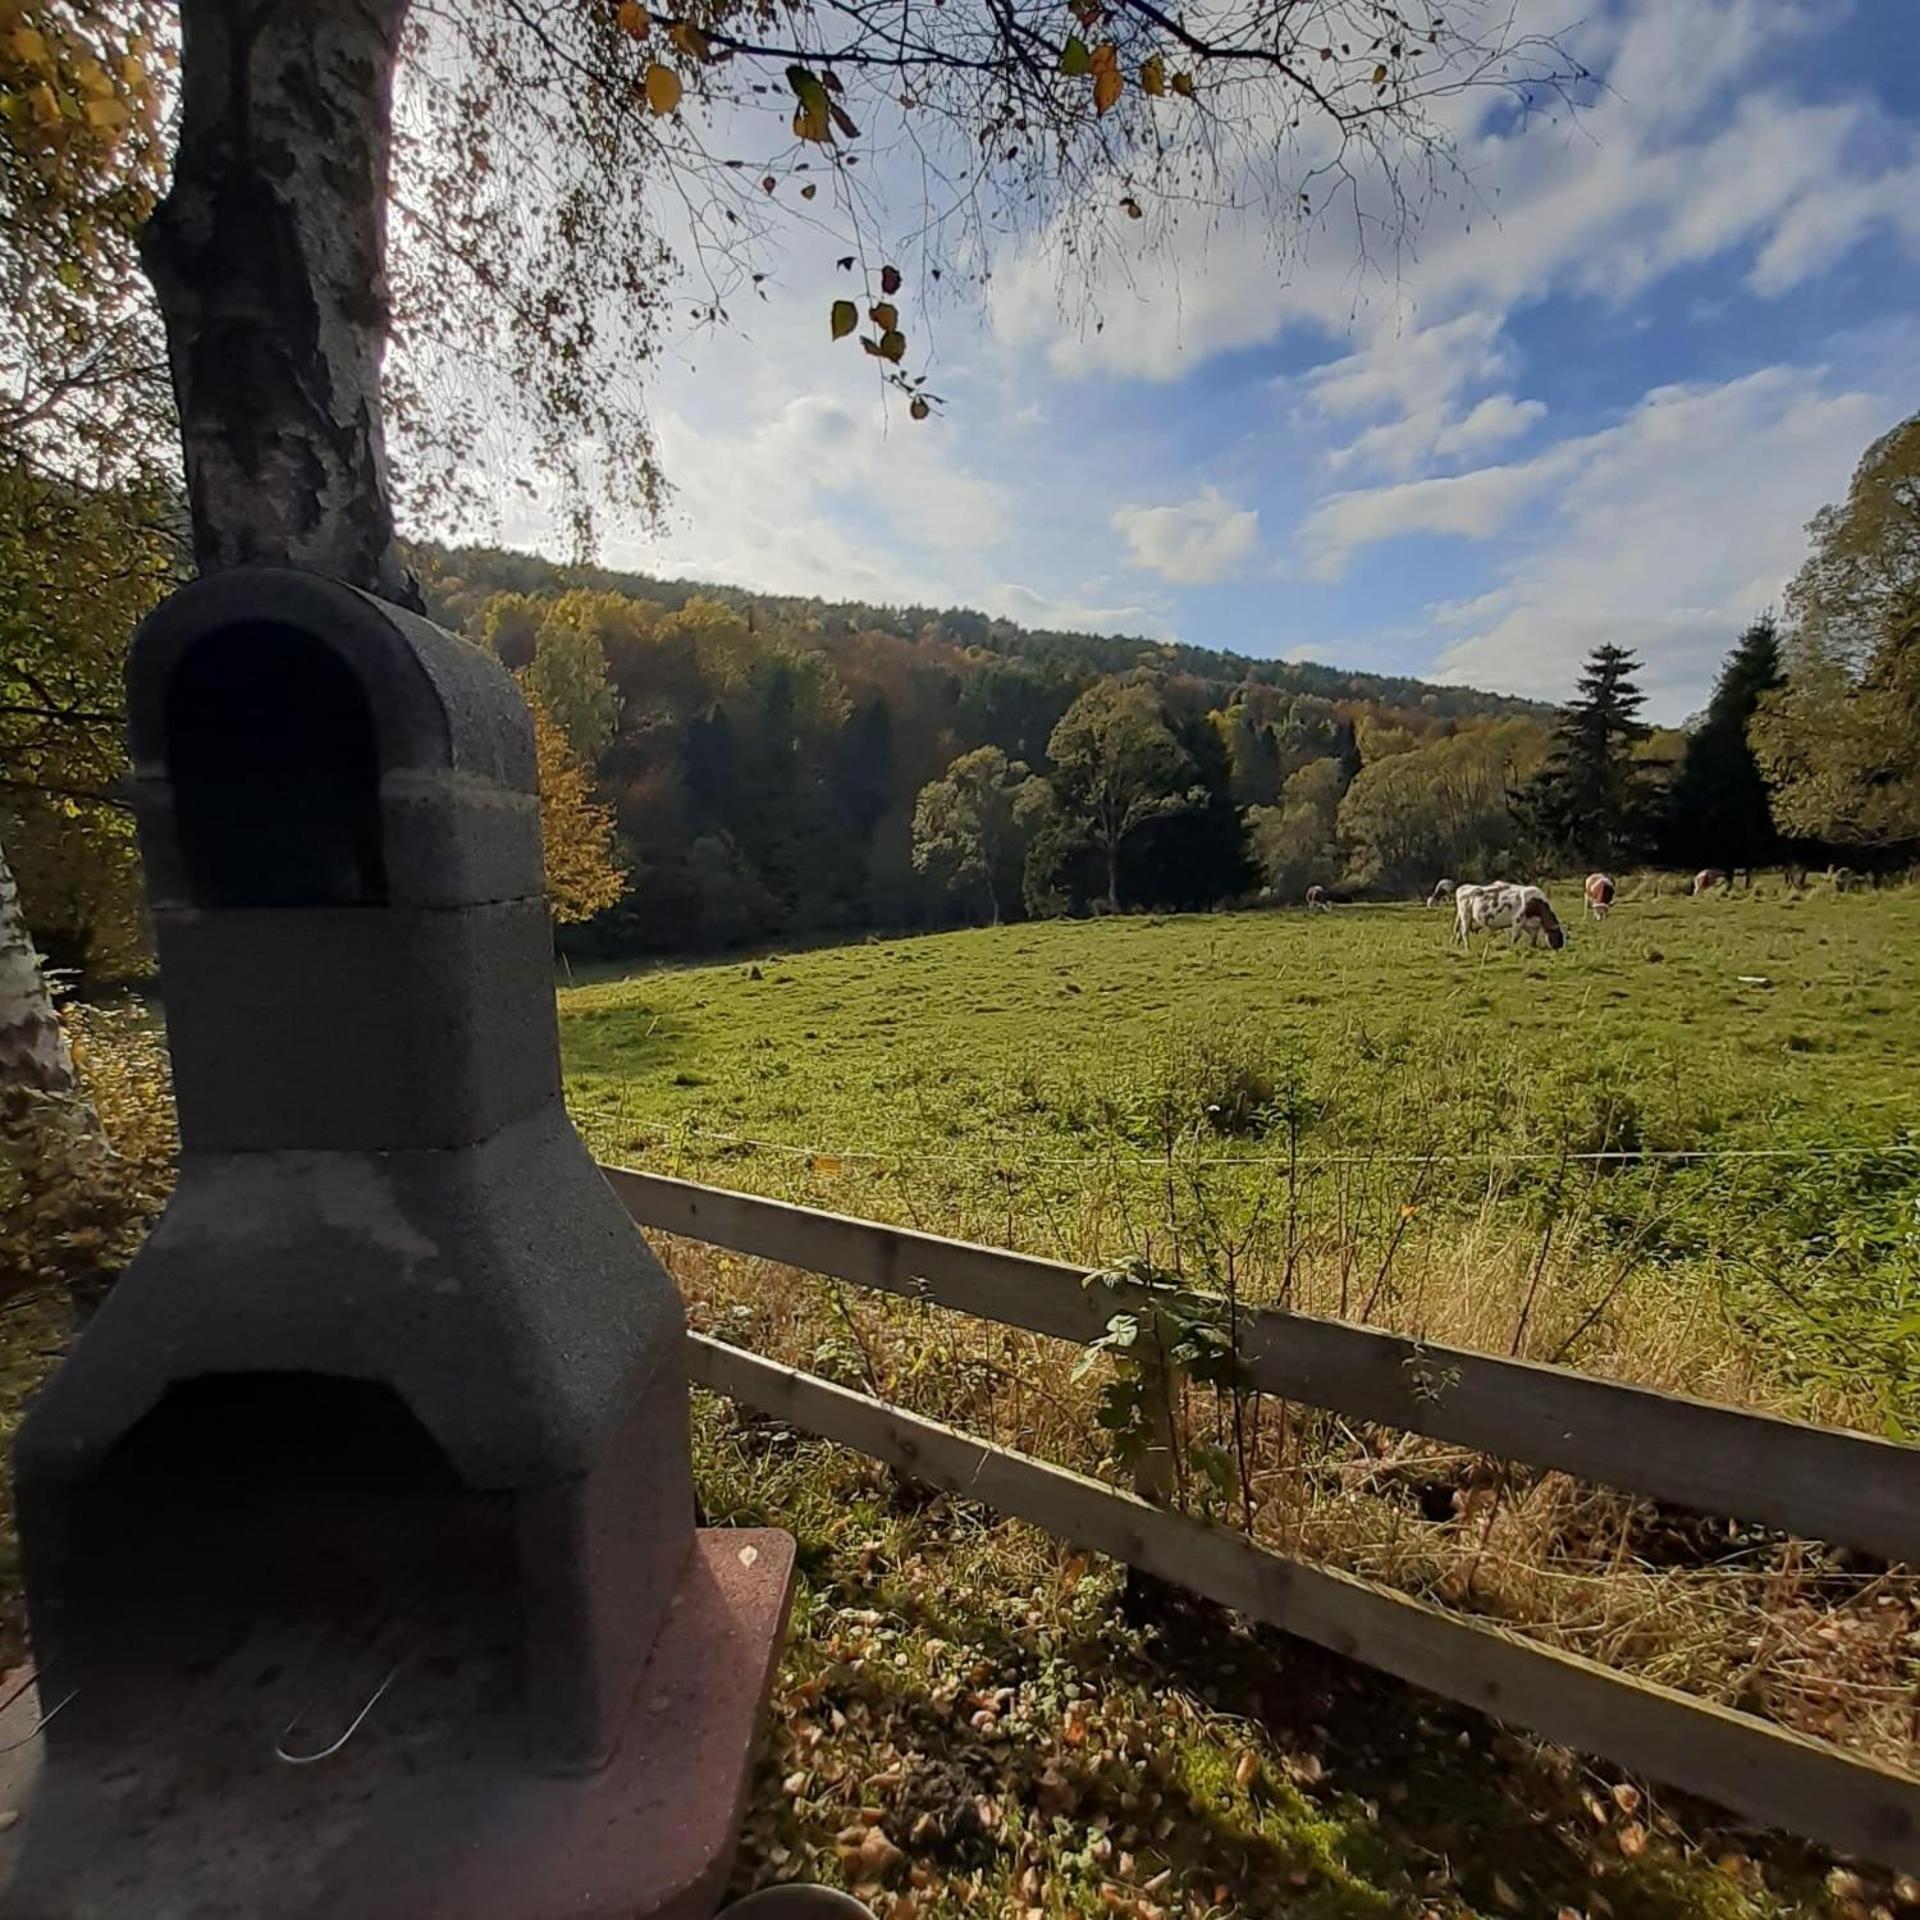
[0,567,793,1917]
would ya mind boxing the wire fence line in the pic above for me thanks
[574,1116,1920,1175]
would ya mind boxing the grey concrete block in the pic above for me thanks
[128,566,536,792]
[17,1106,695,1665]
[377,774,547,907]
[156,900,561,1151]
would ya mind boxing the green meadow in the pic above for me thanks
[555,879,1920,1913]
[563,879,1920,1426]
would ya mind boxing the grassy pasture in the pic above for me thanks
[5,885,1913,1918]
[564,877,1920,1429]
[558,880,1920,1913]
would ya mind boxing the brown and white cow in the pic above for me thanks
[1455,881,1566,951]
[1584,872,1615,920]
[1305,884,1332,912]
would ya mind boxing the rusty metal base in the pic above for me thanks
[0,1529,795,1920]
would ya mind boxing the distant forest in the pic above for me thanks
[411,541,1563,955]
[10,402,1910,987]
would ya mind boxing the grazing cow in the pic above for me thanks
[1829,865,1859,894]
[1584,872,1615,921]
[1692,867,1729,896]
[1513,889,1568,949]
[1455,881,1566,951]
[1426,878,1455,908]
[1305,884,1332,912]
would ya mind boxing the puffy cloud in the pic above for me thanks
[984,581,1177,638]
[1425,367,1892,714]
[990,0,1919,385]
[1301,455,1565,579]
[1307,312,1513,422]
[1112,487,1260,584]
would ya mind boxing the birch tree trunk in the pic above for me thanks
[0,835,75,1102]
[140,0,418,606]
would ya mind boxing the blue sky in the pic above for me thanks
[482,0,1920,721]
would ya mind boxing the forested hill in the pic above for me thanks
[410,541,1549,725]
[398,538,1571,959]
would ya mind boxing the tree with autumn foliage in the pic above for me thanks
[86,0,1574,612]
[0,0,173,1098]
[524,686,629,925]
[1751,413,1920,855]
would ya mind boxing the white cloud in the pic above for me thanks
[990,0,1920,386]
[1307,312,1513,422]
[984,581,1176,637]
[1301,454,1567,580]
[1425,366,1892,714]
[1327,391,1547,477]
[1112,487,1260,584]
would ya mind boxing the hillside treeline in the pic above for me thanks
[411,542,1563,953]
[4,411,1914,977]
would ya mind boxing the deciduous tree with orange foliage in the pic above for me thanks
[524,685,629,925]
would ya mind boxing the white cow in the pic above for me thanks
[1455,881,1567,951]
[1425,878,1455,908]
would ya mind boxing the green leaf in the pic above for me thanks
[1060,35,1092,75]
[830,298,858,340]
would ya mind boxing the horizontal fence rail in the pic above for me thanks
[605,1166,1920,1565]
[688,1334,1920,1871]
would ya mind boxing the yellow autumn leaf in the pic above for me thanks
[869,300,898,331]
[617,0,650,37]
[1093,63,1122,113]
[830,298,858,340]
[877,328,905,362]
[668,20,710,60]
[1371,62,1388,85]
[1140,54,1165,96]
[9,26,49,70]
[792,99,830,142]
[1170,70,1194,98]
[643,61,681,114]
[83,95,128,131]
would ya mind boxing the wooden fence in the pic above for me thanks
[606,1164,1920,1871]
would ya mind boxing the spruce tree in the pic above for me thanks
[1517,644,1654,865]
[1666,618,1783,868]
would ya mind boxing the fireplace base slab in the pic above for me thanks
[0,1528,796,1919]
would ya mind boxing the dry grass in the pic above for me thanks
[658,1195,1920,1775]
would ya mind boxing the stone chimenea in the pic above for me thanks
[1,568,792,1918]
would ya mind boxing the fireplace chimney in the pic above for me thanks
[2,568,791,1917]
